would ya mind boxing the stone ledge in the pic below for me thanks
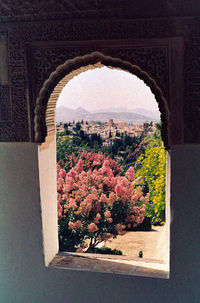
[49,253,169,279]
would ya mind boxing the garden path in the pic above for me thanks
[105,225,167,262]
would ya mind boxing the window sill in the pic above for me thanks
[49,252,169,279]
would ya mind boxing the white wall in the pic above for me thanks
[0,143,200,303]
[38,135,58,265]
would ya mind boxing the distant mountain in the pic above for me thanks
[93,107,160,119]
[91,107,134,113]
[132,107,160,120]
[75,107,89,114]
[56,106,90,122]
[56,106,160,123]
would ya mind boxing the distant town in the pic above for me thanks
[56,119,157,147]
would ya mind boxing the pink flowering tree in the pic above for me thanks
[57,151,148,252]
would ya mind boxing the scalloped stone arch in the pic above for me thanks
[34,51,170,149]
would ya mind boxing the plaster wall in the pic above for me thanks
[0,143,200,303]
[38,136,58,265]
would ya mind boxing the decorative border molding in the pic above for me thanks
[0,0,124,22]
[30,41,169,103]
[9,19,176,41]
[34,51,170,149]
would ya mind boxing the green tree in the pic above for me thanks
[64,123,70,135]
[75,122,81,132]
[134,124,166,225]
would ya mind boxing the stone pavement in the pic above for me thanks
[105,225,167,262]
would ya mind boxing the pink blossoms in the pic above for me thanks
[57,151,148,252]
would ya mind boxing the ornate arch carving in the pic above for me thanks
[34,51,170,149]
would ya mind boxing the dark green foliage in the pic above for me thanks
[74,121,81,132]
[57,128,104,163]
[127,217,151,231]
[138,250,143,258]
[58,217,84,252]
[93,247,122,255]
[111,201,128,225]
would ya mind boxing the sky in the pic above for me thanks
[57,66,159,112]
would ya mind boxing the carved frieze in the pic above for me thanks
[10,19,176,42]
[0,31,12,132]
[0,0,124,21]
[184,41,200,143]
[30,45,169,109]
[0,84,10,121]
[6,31,29,141]
[1,0,199,22]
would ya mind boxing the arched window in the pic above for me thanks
[36,52,170,278]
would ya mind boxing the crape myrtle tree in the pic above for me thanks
[57,151,148,252]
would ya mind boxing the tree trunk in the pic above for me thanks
[86,238,96,253]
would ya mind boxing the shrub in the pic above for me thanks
[57,151,148,252]
[94,247,122,255]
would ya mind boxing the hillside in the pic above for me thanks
[56,106,160,123]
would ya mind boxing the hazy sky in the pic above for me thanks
[57,66,159,112]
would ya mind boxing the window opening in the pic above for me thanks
[53,66,169,277]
